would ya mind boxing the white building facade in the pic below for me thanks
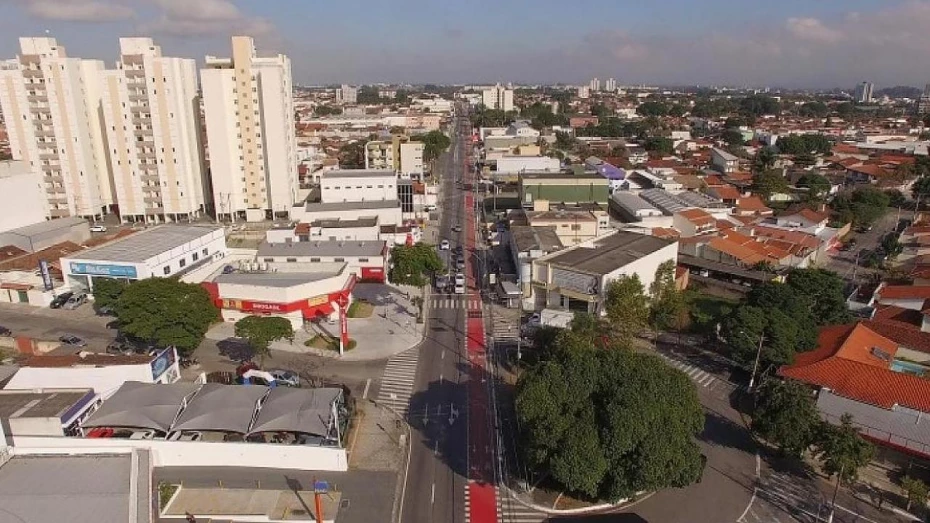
[481,83,514,112]
[320,170,397,203]
[0,160,47,232]
[101,38,207,223]
[202,36,298,222]
[0,37,112,219]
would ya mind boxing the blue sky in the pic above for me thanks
[0,0,928,88]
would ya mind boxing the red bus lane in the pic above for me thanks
[464,148,498,522]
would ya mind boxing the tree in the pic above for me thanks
[643,136,674,155]
[92,278,128,312]
[355,86,381,104]
[832,187,890,227]
[751,170,790,200]
[412,130,451,163]
[900,476,928,512]
[314,104,342,116]
[234,315,294,367]
[881,233,903,258]
[912,176,930,200]
[603,275,649,346]
[739,95,781,118]
[636,101,669,117]
[338,141,365,169]
[649,260,684,339]
[776,134,832,156]
[115,278,218,354]
[885,189,908,208]
[798,101,830,118]
[388,243,444,286]
[515,348,704,500]
[785,268,852,326]
[668,104,687,118]
[835,102,856,118]
[554,131,576,151]
[394,90,410,104]
[721,128,744,146]
[814,414,874,485]
[752,147,777,174]
[797,173,832,201]
[752,379,820,457]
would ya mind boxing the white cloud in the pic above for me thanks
[140,0,273,38]
[785,17,844,44]
[22,0,134,22]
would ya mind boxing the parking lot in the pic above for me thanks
[0,300,116,352]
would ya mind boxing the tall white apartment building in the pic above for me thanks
[854,81,874,104]
[590,77,601,92]
[100,38,207,223]
[364,136,424,178]
[482,83,514,112]
[605,78,617,92]
[0,37,112,219]
[577,86,591,99]
[201,36,298,222]
[335,84,357,104]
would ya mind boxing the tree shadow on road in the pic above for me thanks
[698,409,757,455]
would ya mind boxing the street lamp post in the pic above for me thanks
[740,330,766,391]
[827,463,845,523]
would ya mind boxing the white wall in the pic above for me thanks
[399,142,424,177]
[0,161,46,232]
[602,241,678,295]
[291,206,402,226]
[320,172,397,203]
[12,436,348,472]
[496,156,560,174]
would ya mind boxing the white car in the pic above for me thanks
[89,224,107,233]
[454,273,466,286]
[454,283,465,295]
[439,239,451,250]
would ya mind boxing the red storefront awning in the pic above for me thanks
[302,302,334,319]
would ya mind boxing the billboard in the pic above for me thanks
[150,347,177,380]
[69,262,138,279]
[38,260,53,291]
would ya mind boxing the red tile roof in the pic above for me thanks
[878,285,930,301]
[709,185,741,200]
[651,227,680,240]
[0,245,27,262]
[677,208,716,227]
[735,195,773,215]
[780,323,930,411]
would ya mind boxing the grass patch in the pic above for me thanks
[158,482,178,510]
[684,291,738,334]
[347,300,374,318]
[304,334,357,352]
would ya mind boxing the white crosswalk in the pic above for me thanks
[496,487,547,523]
[376,348,419,418]
[657,352,722,389]
[430,296,482,310]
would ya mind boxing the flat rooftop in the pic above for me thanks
[310,217,379,228]
[0,453,148,523]
[302,200,400,212]
[65,225,223,263]
[321,169,396,179]
[214,268,345,287]
[520,171,606,180]
[2,216,86,238]
[0,388,95,419]
[258,240,386,258]
[546,231,674,275]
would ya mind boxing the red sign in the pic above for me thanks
[250,302,286,312]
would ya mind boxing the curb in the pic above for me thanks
[498,483,652,516]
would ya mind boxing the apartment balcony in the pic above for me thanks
[49,208,71,218]
[138,149,156,158]
[138,140,155,149]
[29,104,50,114]
[38,152,58,161]
[140,173,160,183]
[131,114,151,125]
[143,196,162,204]
[22,69,43,78]
[43,173,63,183]
[48,197,69,206]
[124,68,145,77]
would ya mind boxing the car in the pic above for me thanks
[0,326,10,337]
[128,430,156,440]
[106,341,133,355]
[454,283,465,295]
[523,313,541,326]
[168,431,202,441]
[59,335,87,347]
[455,257,465,270]
[222,264,236,275]
[454,273,466,286]
[89,224,108,233]
[435,275,450,291]
[268,369,301,387]
[454,245,464,255]
[62,292,88,310]
[451,224,462,232]
[86,428,114,438]
[49,291,73,309]
[424,204,438,212]
[439,239,451,250]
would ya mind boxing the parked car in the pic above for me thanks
[523,313,541,326]
[454,282,465,295]
[222,264,236,275]
[62,292,88,310]
[89,224,108,233]
[268,369,301,387]
[49,291,73,309]
[59,335,87,347]
[451,224,462,232]
[439,239,450,250]
[455,257,465,270]
[86,428,114,438]
[106,341,133,355]
[168,431,202,441]
[454,273,466,286]
[128,430,156,440]
[454,245,464,255]
[0,326,10,337]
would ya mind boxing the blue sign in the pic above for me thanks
[69,262,138,278]
[313,480,329,493]
[38,260,53,291]
[150,346,177,380]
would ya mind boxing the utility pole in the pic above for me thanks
[827,463,845,523]
[748,332,765,391]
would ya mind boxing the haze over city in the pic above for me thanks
[2,0,930,87]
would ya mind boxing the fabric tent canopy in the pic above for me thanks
[171,383,269,434]
[249,387,342,437]
[81,381,199,432]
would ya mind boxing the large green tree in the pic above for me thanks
[388,243,444,286]
[603,275,650,346]
[912,176,930,200]
[234,315,294,367]
[752,379,821,457]
[751,170,790,201]
[338,140,365,169]
[752,147,777,174]
[92,277,128,312]
[814,414,874,485]
[776,134,832,156]
[649,260,684,338]
[636,101,669,117]
[516,348,704,500]
[643,137,674,155]
[785,268,852,325]
[412,130,452,163]
[831,187,889,227]
[115,278,218,354]
[796,173,832,201]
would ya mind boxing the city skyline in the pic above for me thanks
[0,0,929,88]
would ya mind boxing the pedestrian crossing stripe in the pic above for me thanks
[657,352,719,389]
[376,348,419,417]
[429,298,482,309]
[494,486,548,523]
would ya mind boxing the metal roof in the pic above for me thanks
[611,192,660,213]
[250,387,342,437]
[67,225,222,263]
[171,383,268,434]
[321,169,396,179]
[0,388,94,419]
[302,200,400,212]
[82,381,200,432]
[639,189,687,215]
[257,240,386,258]
[545,231,674,275]
[2,216,87,238]
[214,269,344,287]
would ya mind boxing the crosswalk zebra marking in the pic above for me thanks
[657,352,720,389]
[376,348,420,418]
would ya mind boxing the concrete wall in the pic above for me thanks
[602,240,679,296]
[11,436,348,471]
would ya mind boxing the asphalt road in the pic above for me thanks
[0,302,117,349]
[399,111,470,523]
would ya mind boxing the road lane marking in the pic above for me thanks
[737,487,758,523]
[442,350,445,360]
[440,373,444,384]
[362,378,371,400]
[431,483,435,504]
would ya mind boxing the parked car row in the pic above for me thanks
[49,291,88,310]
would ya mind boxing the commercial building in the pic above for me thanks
[100,38,207,223]
[711,148,739,173]
[290,199,403,226]
[519,172,610,210]
[854,81,874,104]
[256,239,388,283]
[0,37,112,219]
[482,83,514,112]
[524,209,605,246]
[320,169,398,203]
[507,225,564,298]
[202,36,298,222]
[0,216,89,253]
[495,155,560,174]
[60,225,226,292]
[532,230,678,313]
[335,84,357,104]
[0,160,47,232]
[0,387,99,438]
[364,136,424,178]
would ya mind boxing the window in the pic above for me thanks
[192,252,199,262]
[179,258,187,268]
[358,258,369,262]
[309,257,321,262]
[286,257,297,263]
[163,266,170,275]
[202,248,208,256]
[334,257,345,262]
[263,258,273,262]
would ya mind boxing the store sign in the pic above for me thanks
[250,302,285,312]
[306,295,328,307]
[70,262,137,278]
[150,346,177,380]
[551,268,599,295]
[38,260,53,291]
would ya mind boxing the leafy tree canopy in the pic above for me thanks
[643,136,674,155]
[739,95,781,118]
[636,101,669,117]
[721,128,745,146]
[388,243,444,287]
[575,118,644,139]
[753,379,821,457]
[831,186,890,226]
[751,170,790,200]
[814,414,874,485]
[798,101,830,118]
[412,130,452,163]
[314,104,342,116]
[115,278,218,354]
[521,102,569,129]
[516,348,704,500]
[92,277,128,311]
[470,106,518,127]
[776,134,832,156]
[234,315,294,366]
[796,173,832,201]
[785,268,852,325]
[603,274,650,346]
[338,140,365,169]
[649,260,684,334]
